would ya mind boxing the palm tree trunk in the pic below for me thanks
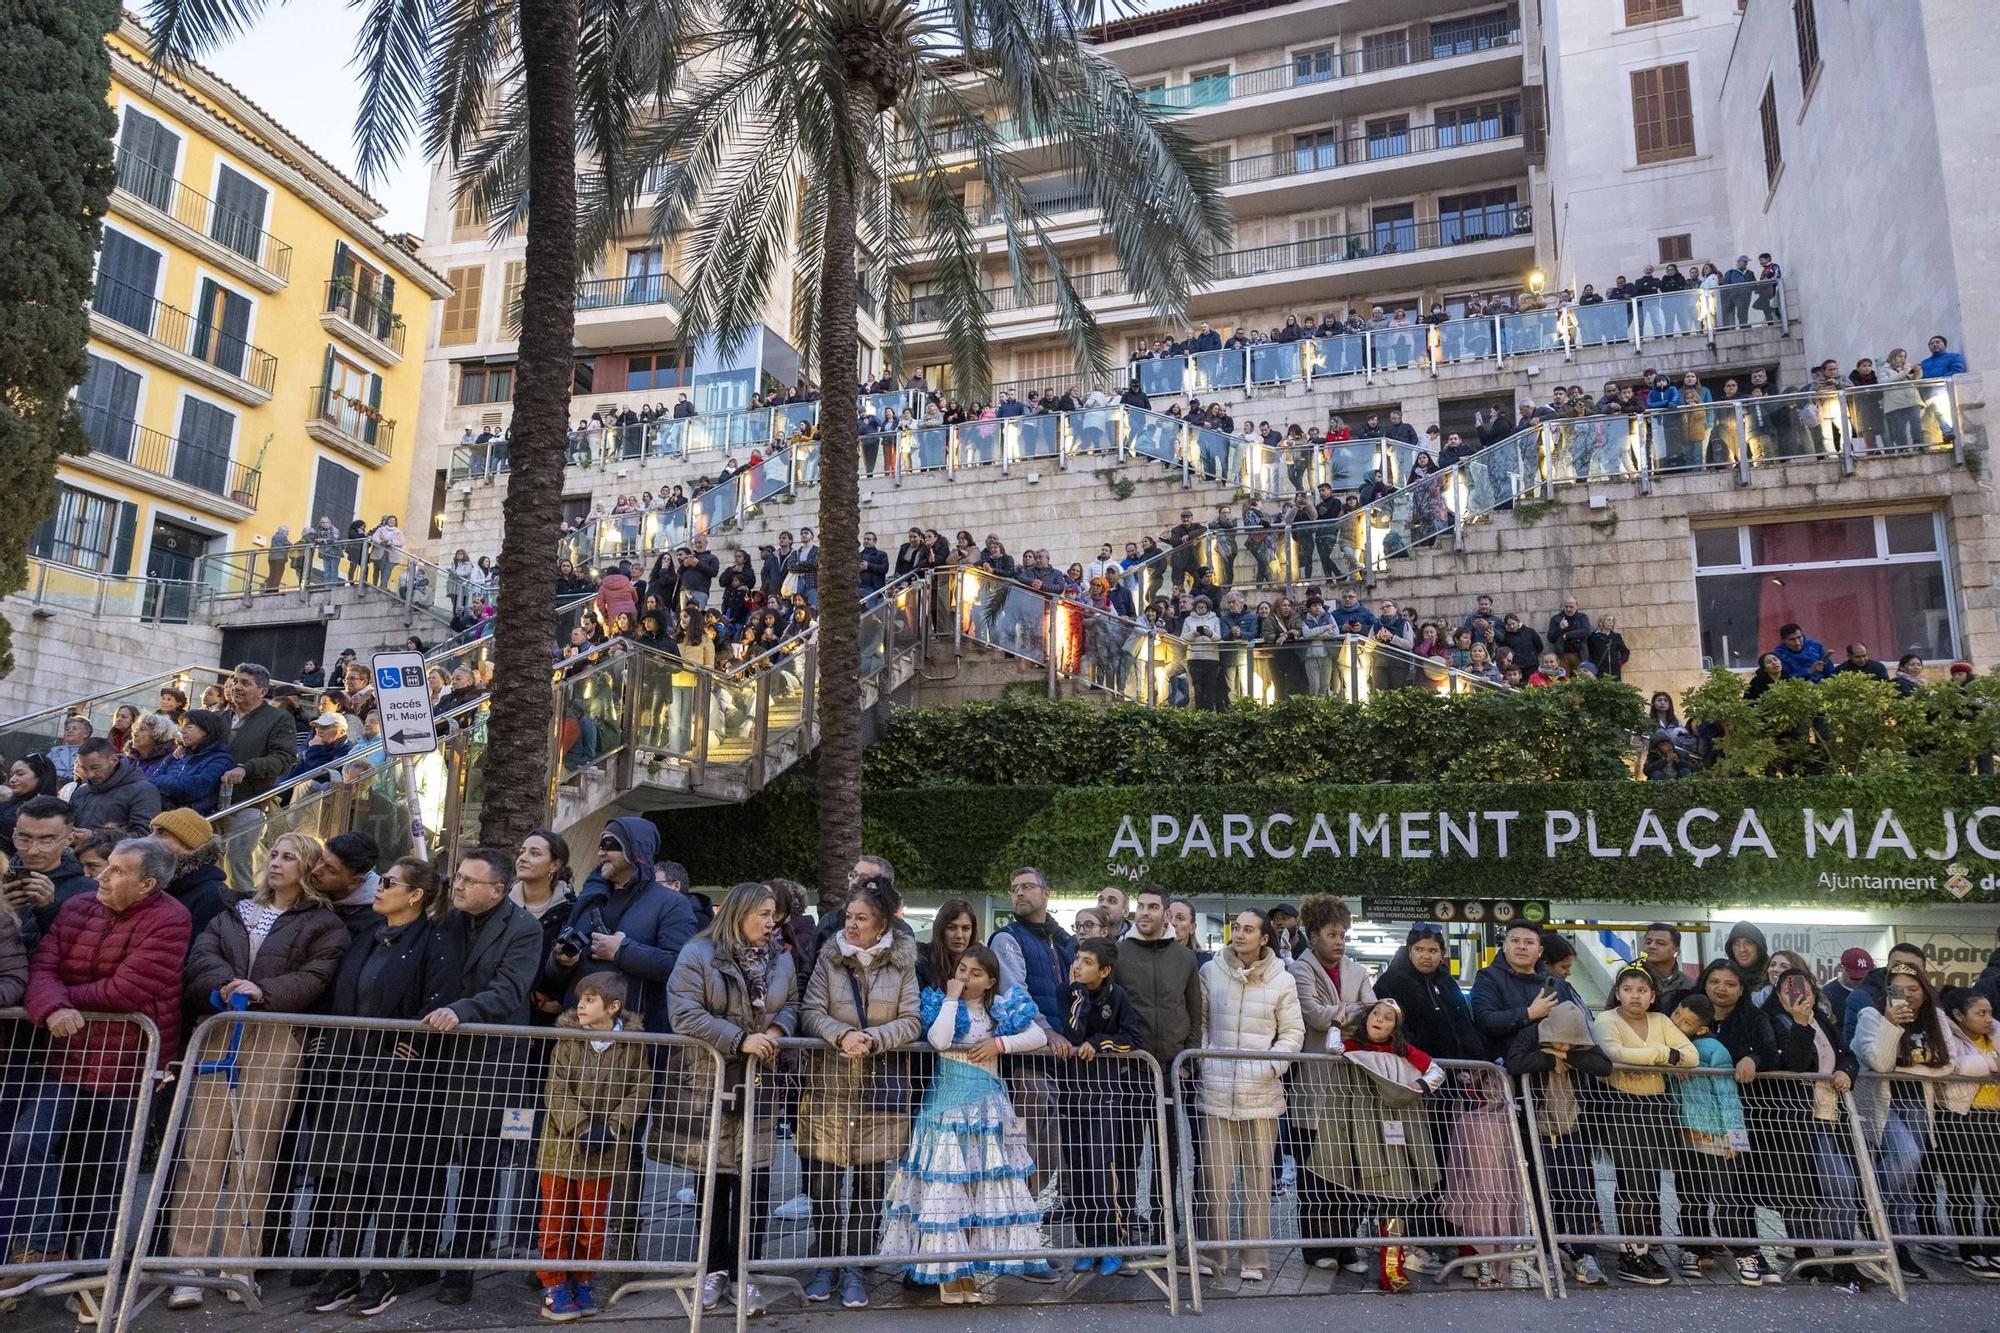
[812,147,863,911]
[478,0,579,851]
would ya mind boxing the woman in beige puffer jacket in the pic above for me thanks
[1196,910,1304,1279]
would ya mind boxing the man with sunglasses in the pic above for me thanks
[548,817,693,1031]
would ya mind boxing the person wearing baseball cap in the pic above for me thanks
[1824,947,1875,1018]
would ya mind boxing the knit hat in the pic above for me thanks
[150,807,214,850]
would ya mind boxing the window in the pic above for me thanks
[1369,203,1417,255]
[328,242,397,340]
[1758,80,1783,187]
[1695,513,1957,668]
[210,164,269,262]
[78,354,142,462]
[1292,129,1344,174]
[174,396,236,495]
[450,192,484,243]
[1624,0,1683,23]
[320,350,382,445]
[190,278,253,377]
[457,365,514,405]
[439,265,483,346]
[1630,63,1696,164]
[93,229,162,332]
[1436,98,1522,147]
[311,457,361,534]
[1292,45,1336,85]
[1361,28,1410,72]
[573,358,595,396]
[1658,233,1694,263]
[502,260,525,337]
[1430,8,1512,58]
[1438,187,1519,244]
[1793,0,1821,87]
[32,485,121,571]
[625,352,685,392]
[116,106,181,211]
[1364,115,1411,160]
[1185,65,1232,108]
[1293,212,1345,264]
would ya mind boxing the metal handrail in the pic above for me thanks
[112,149,294,282]
[78,408,262,506]
[90,275,279,394]
[310,383,397,454]
[575,270,687,311]
[322,278,407,354]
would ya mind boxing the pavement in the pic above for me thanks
[12,1264,1999,1333]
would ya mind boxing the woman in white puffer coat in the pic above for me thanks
[1198,908,1305,1282]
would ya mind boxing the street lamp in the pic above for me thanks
[1526,269,1546,295]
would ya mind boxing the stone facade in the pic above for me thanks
[0,599,222,719]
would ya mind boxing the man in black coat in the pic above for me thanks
[423,846,544,1304]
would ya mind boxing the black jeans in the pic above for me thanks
[706,1167,771,1278]
[804,1158,887,1268]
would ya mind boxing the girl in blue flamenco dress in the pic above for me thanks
[879,944,1051,1304]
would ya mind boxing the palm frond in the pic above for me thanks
[138,0,276,62]
[349,0,439,187]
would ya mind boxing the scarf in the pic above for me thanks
[729,941,772,1017]
[836,933,892,967]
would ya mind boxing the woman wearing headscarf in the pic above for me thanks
[796,878,920,1310]
[164,832,348,1310]
[662,881,800,1316]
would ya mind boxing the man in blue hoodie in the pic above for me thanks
[548,816,693,1031]
[1770,623,1830,681]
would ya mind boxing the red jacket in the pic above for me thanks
[26,889,190,1094]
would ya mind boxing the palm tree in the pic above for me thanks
[478,0,1229,905]
[141,0,670,849]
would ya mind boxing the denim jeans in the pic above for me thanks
[1872,1108,1926,1236]
[3,1082,138,1260]
[1811,1127,1862,1241]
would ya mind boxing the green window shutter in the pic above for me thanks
[365,372,383,446]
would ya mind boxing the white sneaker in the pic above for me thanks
[1239,1268,1265,1283]
[1342,1258,1368,1274]
[166,1285,203,1310]
[1311,1257,1339,1270]
[771,1192,811,1221]
[739,1280,766,1316]
[700,1271,725,1311]
[221,1271,259,1303]
[66,1288,102,1327]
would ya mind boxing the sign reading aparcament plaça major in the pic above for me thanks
[1108,804,2000,898]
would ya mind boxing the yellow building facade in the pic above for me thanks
[37,15,451,596]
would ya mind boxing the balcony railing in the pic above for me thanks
[900,21,1522,156]
[902,206,1533,325]
[323,279,408,355]
[1219,113,1521,186]
[310,383,396,455]
[77,407,262,506]
[113,150,293,283]
[91,276,280,394]
[576,271,687,312]
[1141,20,1523,110]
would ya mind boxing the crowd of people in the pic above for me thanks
[5,844,1998,1323]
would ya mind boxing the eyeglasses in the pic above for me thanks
[452,873,505,888]
[598,838,622,852]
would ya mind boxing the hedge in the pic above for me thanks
[658,772,2000,908]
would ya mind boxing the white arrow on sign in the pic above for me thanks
[369,650,440,758]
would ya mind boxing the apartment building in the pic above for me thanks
[41,14,449,606]
[894,0,1538,397]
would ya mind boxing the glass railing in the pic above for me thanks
[77,408,261,506]
[1219,114,1521,188]
[112,150,294,283]
[12,559,205,624]
[0,665,252,771]
[194,542,457,625]
[90,276,279,394]
[1126,279,1783,392]
[322,279,407,354]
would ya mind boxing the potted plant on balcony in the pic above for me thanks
[231,433,272,506]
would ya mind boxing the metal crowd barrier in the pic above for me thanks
[1171,1051,1549,1308]
[1855,1072,2000,1278]
[734,1036,1178,1328]
[1520,1064,1902,1298]
[0,1008,164,1327]
[113,1012,726,1331]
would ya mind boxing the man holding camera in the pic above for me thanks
[546,817,693,1032]
[678,533,719,611]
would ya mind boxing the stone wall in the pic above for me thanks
[0,599,223,718]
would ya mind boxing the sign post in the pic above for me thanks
[370,651,439,858]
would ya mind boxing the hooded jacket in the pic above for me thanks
[556,815,695,1026]
[69,758,162,838]
[153,737,237,816]
[1199,948,1305,1120]
[164,839,229,948]
[1112,933,1204,1074]
[1721,921,1771,985]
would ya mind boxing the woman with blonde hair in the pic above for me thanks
[164,831,350,1309]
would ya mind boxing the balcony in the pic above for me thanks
[321,279,408,363]
[573,271,686,350]
[72,408,260,519]
[89,277,279,405]
[899,20,1522,171]
[109,151,293,292]
[901,206,1535,342]
[305,383,395,466]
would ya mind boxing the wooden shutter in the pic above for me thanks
[502,260,524,337]
[117,107,180,210]
[78,355,141,461]
[1630,64,1695,164]
[110,502,139,577]
[440,265,483,346]
[210,164,268,260]
[365,372,384,447]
